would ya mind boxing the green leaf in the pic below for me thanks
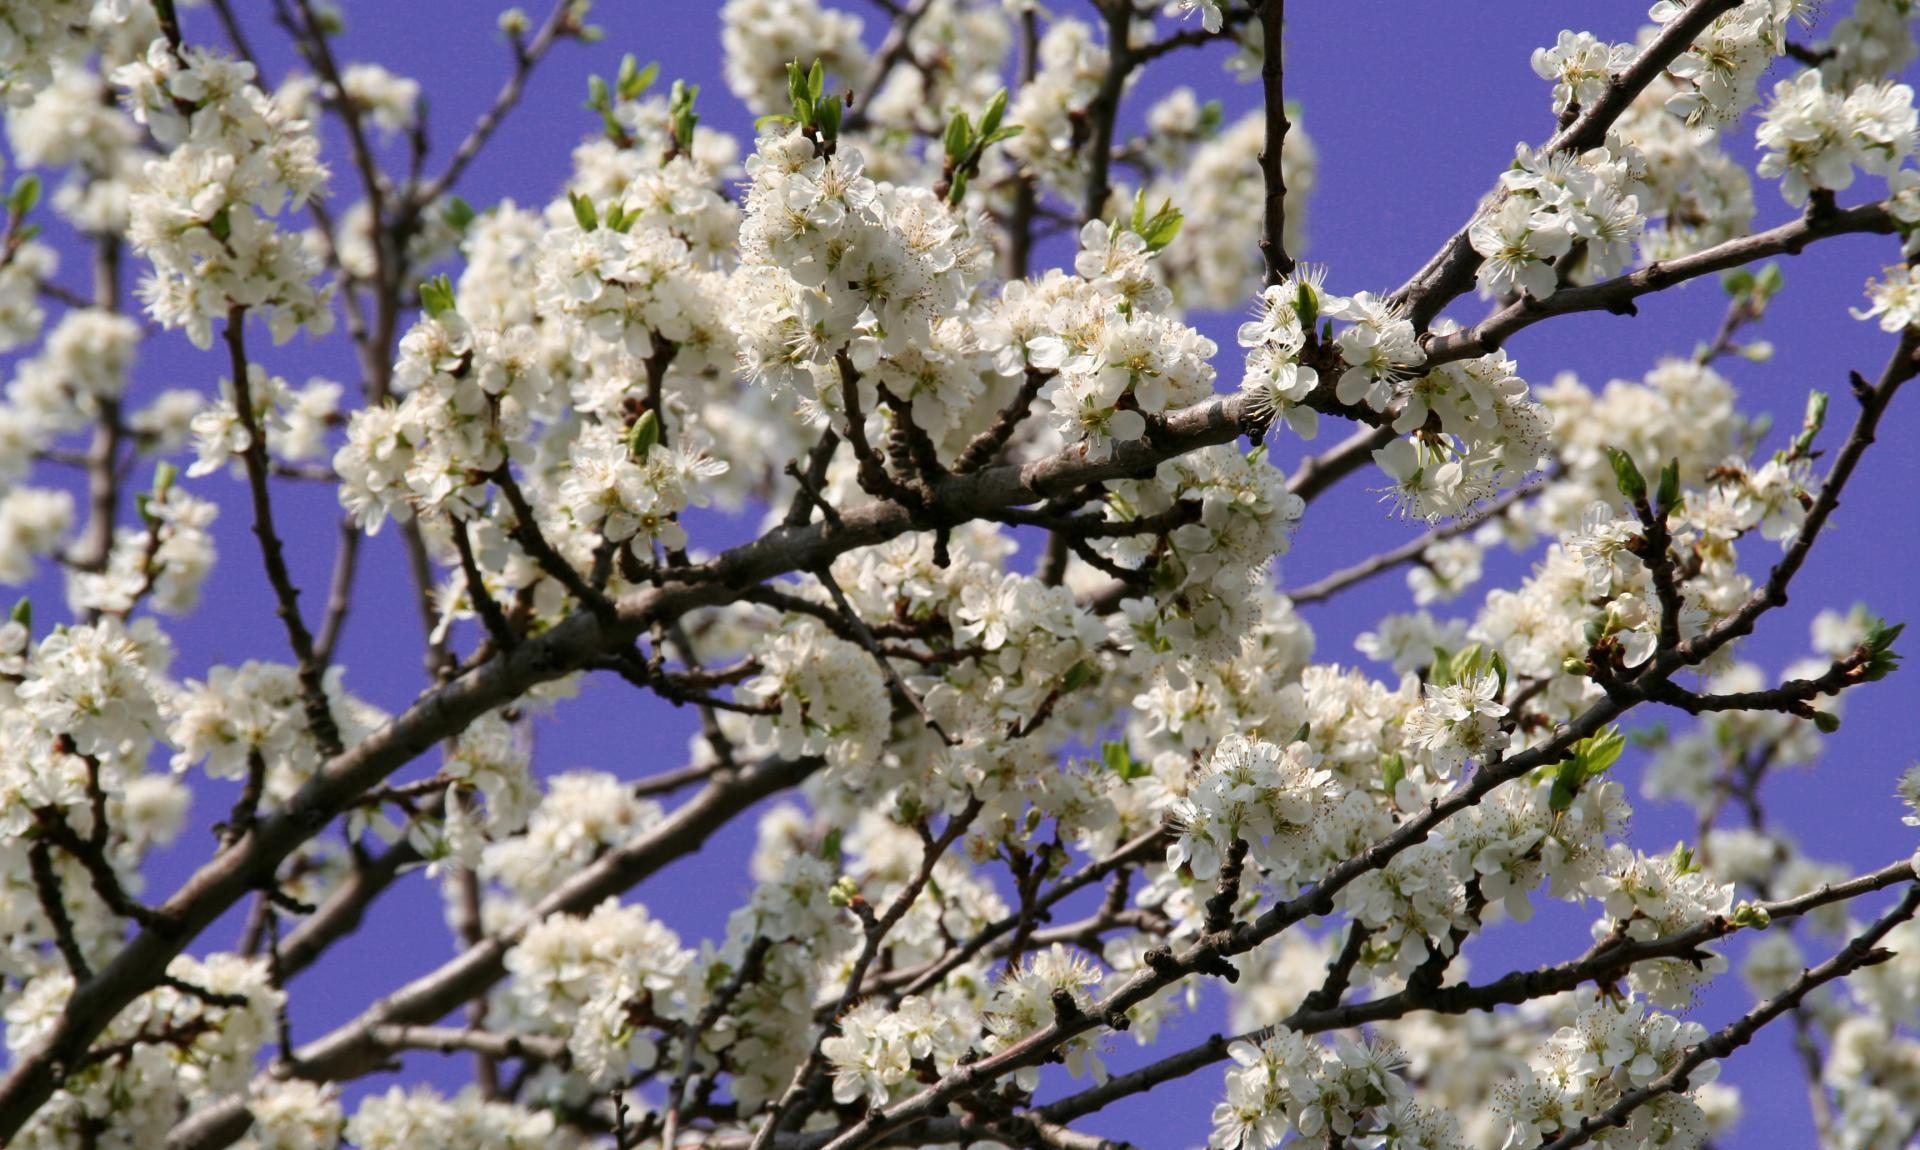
[206,205,232,243]
[1789,390,1828,459]
[1123,191,1185,253]
[1755,262,1784,299]
[418,274,455,318]
[1290,722,1311,745]
[786,61,813,127]
[1809,710,1841,733]
[1100,740,1149,782]
[7,173,40,217]
[1656,458,1681,514]
[1720,268,1754,297]
[617,55,658,101]
[1549,765,1580,813]
[944,111,973,162]
[627,409,660,458]
[1061,659,1097,692]
[980,87,1008,139]
[8,598,29,630]
[1490,651,1509,700]
[1548,726,1626,812]
[1603,445,1647,503]
[442,195,476,233]
[814,93,842,140]
[585,73,610,112]
[1140,205,1184,252]
[669,79,700,148]
[1381,752,1405,797]
[1575,727,1627,776]
[807,59,825,102]
[569,191,598,231]
[1669,841,1698,875]
[1859,617,1904,681]
[1294,279,1318,333]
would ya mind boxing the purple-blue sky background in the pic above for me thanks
[8,2,1920,1145]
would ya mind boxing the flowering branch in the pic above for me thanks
[1392,0,1742,329]
[1422,201,1899,367]
[1539,883,1920,1150]
[1033,854,1920,1128]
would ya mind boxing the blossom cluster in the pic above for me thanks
[1212,1028,1460,1150]
[116,39,332,348]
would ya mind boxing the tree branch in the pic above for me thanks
[1538,883,1920,1150]
[163,756,824,1150]
[1257,0,1292,284]
[222,310,344,761]
[1391,0,1742,329]
[1421,203,1897,367]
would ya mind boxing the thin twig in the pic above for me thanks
[222,310,344,759]
[1257,0,1292,284]
[812,564,955,745]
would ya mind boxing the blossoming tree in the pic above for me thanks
[1,1,1918,1148]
